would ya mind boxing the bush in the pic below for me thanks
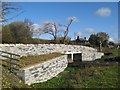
[2,21,32,44]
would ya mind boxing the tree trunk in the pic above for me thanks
[99,40,102,52]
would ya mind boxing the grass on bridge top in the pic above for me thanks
[19,52,63,68]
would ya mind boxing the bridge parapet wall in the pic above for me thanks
[0,44,104,61]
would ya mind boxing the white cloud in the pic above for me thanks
[109,38,120,43]
[109,37,114,42]
[85,28,94,33]
[67,16,79,22]
[96,7,111,17]
[31,24,40,30]
[75,32,82,37]
[30,24,43,36]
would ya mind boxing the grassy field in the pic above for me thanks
[31,65,119,88]
[99,48,120,62]
[31,48,119,88]
[101,48,120,59]
[2,48,119,89]
[2,62,119,89]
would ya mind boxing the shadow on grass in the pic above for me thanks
[68,58,119,69]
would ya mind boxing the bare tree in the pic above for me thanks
[63,17,78,43]
[42,22,60,42]
[30,17,78,44]
[0,2,22,22]
[41,17,78,43]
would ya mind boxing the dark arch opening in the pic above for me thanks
[73,53,82,62]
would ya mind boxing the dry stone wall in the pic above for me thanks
[0,44,104,85]
[17,55,68,85]
[0,44,104,61]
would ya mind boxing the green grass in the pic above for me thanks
[103,48,119,56]
[81,66,119,88]
[2,52,63,88]
[31,48,119,88]
[19,52,63,68]
[31,65,119,88]
[2,66,30,89]
[2,48,119,89]
[31,67,79,88]
[2,64,119,89]
[100,48,120,60]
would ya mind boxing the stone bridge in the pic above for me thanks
[0,44,104,85]
[0,44,104,61]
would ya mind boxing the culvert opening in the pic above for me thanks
[73,53,82,62]
[65,52,82,63]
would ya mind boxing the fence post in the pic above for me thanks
[0,50,20,73]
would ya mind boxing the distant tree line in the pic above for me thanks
[74,32,115,51]
[2,20,114,44]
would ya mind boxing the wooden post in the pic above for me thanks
[0,50,20,73]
